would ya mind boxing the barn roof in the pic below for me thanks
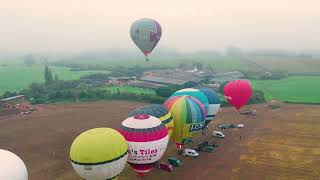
[1,95,25,102]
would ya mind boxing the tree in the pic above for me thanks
[44,65,54,85]
[24,54,35,66]
[218,81,229,94]
[54,74,59,81]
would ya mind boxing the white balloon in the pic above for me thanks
[0,149,28,180]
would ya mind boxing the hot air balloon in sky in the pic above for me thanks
[199,88,221,128]
[70,128,128,180]
[171,88,209,112]
[0,149,28,180]
[163,96,206,149]
[130,18,162,62]
[118,114,169,176]
[128,104,174,137]
[223,79,252,110]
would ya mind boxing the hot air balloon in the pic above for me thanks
[163,96,206,149]
[130,18,162,62]
[118,114,169,176]
[199,88,221,129]
[223,79,252,110]
[128,104,174,137]
[171,88,209,112]
[0,149,28,180]
[70,128,128,180]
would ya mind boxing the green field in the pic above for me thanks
[252,76,320,103]
[103,86,156,96]
[0,64,108,95]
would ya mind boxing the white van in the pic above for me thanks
[237,124,244,128]
[212,131,225,138]
[182,148,199,157]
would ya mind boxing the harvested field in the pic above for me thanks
[0,101,319,180]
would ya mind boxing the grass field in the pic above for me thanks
[252,76,320,103]
[103,85,156,96]
[0,64,108,95]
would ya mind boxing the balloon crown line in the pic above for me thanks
[134,114,150,120]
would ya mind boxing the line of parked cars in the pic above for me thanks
[159,123,245,172]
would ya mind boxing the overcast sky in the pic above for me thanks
[0,0,319,53]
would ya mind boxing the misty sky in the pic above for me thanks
[1,0,319,53]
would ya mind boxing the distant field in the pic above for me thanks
[247,56,320,75]
[103,86,156,96]
[0,64,109,95]
[252,76,320,103]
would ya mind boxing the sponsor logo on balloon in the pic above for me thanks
[189,122,205,132]
[128,148,159,162]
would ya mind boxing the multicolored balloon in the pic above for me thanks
[199,88,221,128]
[70,128,128,180]
[163,96,206,149]
[171,88,209,112]
[0,149,28,180]
[128,104,174,137]
[130,18,162,62]
[223,79,252,110]
[118,114,169,176]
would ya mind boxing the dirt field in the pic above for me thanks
[0,101,319,180]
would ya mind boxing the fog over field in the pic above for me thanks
[1,0,320,54]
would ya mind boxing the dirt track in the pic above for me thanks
[0,101,319,180]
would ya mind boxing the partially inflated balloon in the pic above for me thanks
[128,104,174,137]
[0,149,28,180]
[130,18,162,62]
[223,79,252,110]
[199,88,220,128]
[70,128,128,180]
[163,96,206,149]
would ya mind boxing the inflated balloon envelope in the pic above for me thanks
[118,114,169,176]
[163,95,206,149]
[223,79,252,110]
[130,18,162,62]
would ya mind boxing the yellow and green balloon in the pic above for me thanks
[70,128,128,180]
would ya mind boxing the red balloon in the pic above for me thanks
[223,79,252,110]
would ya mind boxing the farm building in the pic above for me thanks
[108,76,136,86]
[0,95,26,109]
[210,71,244,83]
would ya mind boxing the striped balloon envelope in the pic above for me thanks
[128,104,174,137]
[171,88,209,112]
[163,95,206,148]
[118,114,169,176]
[199,88,221,128]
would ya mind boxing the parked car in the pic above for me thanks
[217,124,236,129]
[168,157,183,167]
[194,141,215,153]
[237,124,244,128]
[213,131,225,138]
[240,109,257,115]
[182,148,199,157]
[158,162,174,172]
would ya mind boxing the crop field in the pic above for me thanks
[252,76,320,103]
[0,64,109,95]
[247,55,320,75]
